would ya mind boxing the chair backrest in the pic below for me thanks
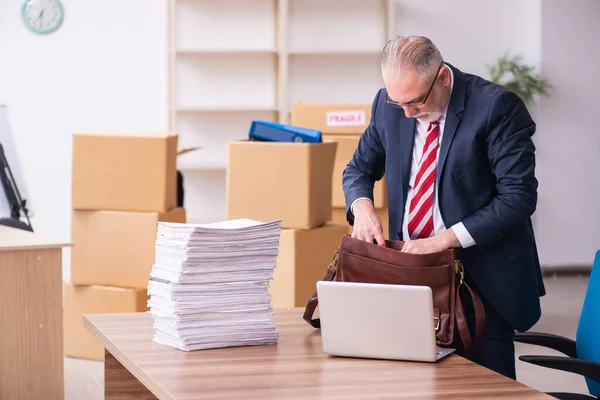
[576,250,600,396]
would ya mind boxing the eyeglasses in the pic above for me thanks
[386,61,444,108]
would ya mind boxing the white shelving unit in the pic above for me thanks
[168,0,395,222]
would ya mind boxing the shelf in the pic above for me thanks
[175,0,275,51]
[175,49,386,57]
[289,53,383,104]
[289,49,383,56]
[288,0,387,53]
[177,159,227,171]
[174,106,278,113]
[178,168,228,225]
[168,0,395,223]
[175,48,278,55]
[175,53,276,111]
[173,110,277,171]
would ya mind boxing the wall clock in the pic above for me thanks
[21,0,64,35]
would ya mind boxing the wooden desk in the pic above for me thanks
[0,226,70,400]
[84,308,552,399]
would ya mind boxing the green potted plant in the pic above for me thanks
[488,52,550,109]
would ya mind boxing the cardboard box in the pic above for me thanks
[71,207,186,289]
[290,103,371,135]
[270,224,348,308]
[63,282,148,361]
[330,207,390,239]
[72,132,178,212]
[226,140,337,229]
[325,134,387,209]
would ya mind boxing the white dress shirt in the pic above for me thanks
[352,65,476,248]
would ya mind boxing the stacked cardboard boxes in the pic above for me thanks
[291,103,390,239]
[65,132,187,361]
[226,139,348,308]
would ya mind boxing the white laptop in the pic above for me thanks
[316,281,455,362]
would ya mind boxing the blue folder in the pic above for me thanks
[249,120,322,143]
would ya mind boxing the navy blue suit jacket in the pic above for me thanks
[342,63,546,332]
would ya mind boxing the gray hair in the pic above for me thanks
[381,36,443,79]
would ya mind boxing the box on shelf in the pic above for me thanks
[270,224,348,308]
[71,207,186,289]
[63,282,148,361]
[330,207,389,240]
[324,134,387,209]
[72,132,178,212]
[226,140,337,230]
[290,103,371,135]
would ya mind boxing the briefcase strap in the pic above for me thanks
[454,282,486,352]
[302,264,336,328]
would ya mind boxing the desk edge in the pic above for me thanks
[83,314,173,400]
[0,242,72,251]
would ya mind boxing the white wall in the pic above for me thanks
[535,0,600,267]
[0,1,167,280]
[395,0,541,78]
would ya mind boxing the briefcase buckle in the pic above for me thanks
[434,316,440,331]
[328,248,340,271]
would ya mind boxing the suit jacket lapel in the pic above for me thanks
[399,116,416,214]
[437,114,459,182]
[437,63,466,182]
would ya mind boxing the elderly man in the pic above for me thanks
[342,35,546,379]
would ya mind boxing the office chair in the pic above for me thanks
[515,250,600,400]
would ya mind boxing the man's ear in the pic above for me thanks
[441,66,452,86]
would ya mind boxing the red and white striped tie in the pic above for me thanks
[407,120,440,240]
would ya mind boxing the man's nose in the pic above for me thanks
[403,106,418,118]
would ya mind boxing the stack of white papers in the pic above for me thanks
[147,218,282,351]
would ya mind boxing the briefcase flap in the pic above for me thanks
[337,235,457,267]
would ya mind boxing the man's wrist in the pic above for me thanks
[450,222,476,248]
[350,197,372,215]
[438,227,461,249]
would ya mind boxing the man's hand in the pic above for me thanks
[401,228,461,254]
[351,199,385,246]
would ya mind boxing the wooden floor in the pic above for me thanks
[64,275,592,399]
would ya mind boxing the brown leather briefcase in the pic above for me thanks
[303,235,485,352]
